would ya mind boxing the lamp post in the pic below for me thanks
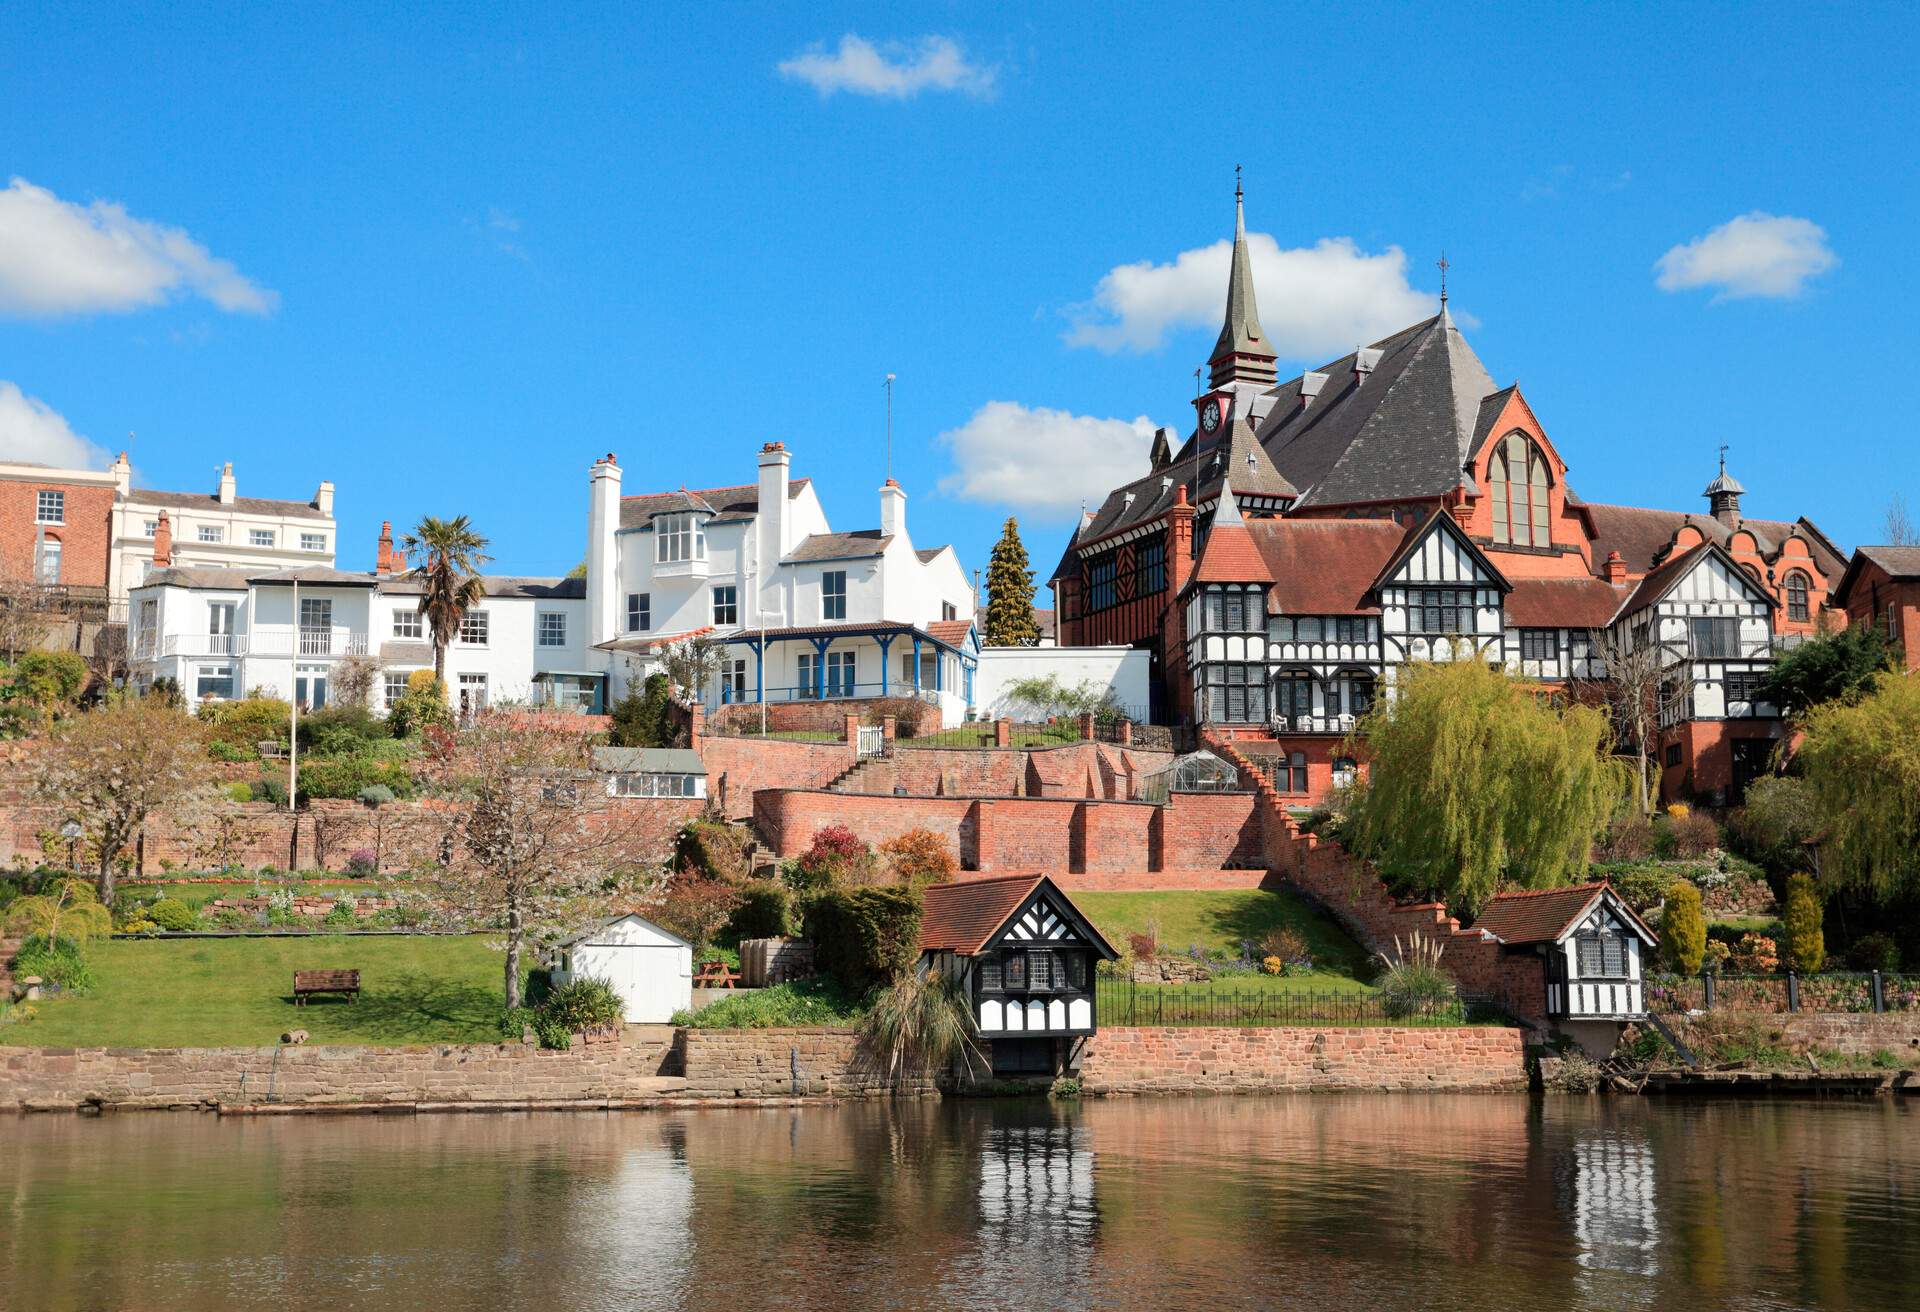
[59,819,83,875]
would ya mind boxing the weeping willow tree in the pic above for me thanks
[1342,660,1627,915]
[1796,671,1920,900]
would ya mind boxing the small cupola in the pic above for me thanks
[1702,447,1745,527]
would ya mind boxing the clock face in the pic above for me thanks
[1199,399,1221,433]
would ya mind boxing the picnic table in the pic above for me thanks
[292,969,361,1004]
[693,960,740,989]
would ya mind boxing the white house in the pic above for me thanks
[547,913,694,1024]
[107,456,337,602]
[128,524,592,714]
[583,442,980,725]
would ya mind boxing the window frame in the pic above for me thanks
[1411,588,1475,636]
[458,610,490,647]
[35,489,65,525]
[821,570,847,622]
[537,611,567,647]
[1519,628,1558,663]
[197,524,225,544]
[1687,616,1740,659]
[1784,571,1810,623]
[249,528,276,548]
[627,592,651,632]
[711,584,739,626]
[392,608,424,640]
[655,512,705,564]
[300,532,326,553]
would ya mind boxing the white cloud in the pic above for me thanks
[937,401,1159,519]
[778,34,996,100]
[0,177,277,318]
[0,381,112,469]
[1655,212,1836,300]
[1065,233,1437,358]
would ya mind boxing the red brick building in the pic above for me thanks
[1832,545,1920,669]
[0,460,119,594]
[1054,185,1846,805]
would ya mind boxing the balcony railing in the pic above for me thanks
[156,629,370,659]
[716,681,946,706]
[1269,712,1359,736]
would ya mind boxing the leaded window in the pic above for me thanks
[1688,617,1739,659]
[1489,431,1551,547]
[1412,588,1475,635]
[1138,538,1166,595]
[1273,670,1314,722]
[1203,663,1267,723]
[1520,628,1558,662]
[1785,571,1810,623]
[1087,555,1117,612]
[1576,930,1629,978]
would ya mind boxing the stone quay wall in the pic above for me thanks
[1668,1011,1920,1062]
[1078,1025,1529,1094]
[674,1027,936,1099]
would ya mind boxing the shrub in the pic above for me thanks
[726,880,793,941]
[1727,775,1817,877]
[1373,932,1458,1019]
[300,704,386,756]
[146,897,200,932]
[1259,926,1313,968]
[673,820,751,883]
[11,933,93,992]
[865,696,935,737]
[7,650,88,724]
[1127,932,1157,961]
[1601,864,1675,913]
[3,895,112,942]
[387,672,453,738]
[1660,882,1706,973]
[208,739,257,763]
[1848,932,1902,972]
[198,697,291,751]
[1595,814,1654,863]
[252,776,289,807]
[1781,874,1825,973]
[673,977,864,1028]
[224,781,254,803]
[794,824,877,890]
[1261,955,1285,976]
[345,848,378,876]
[654,875,743,955]
[357,785,395,808]
[1668,811,1721,859]
[803,885,923,992]
[1731,933,1780,973]
[879,828,958,887]
[609,673,675,748]
[297,756,413,802]
[526,976,626,1048]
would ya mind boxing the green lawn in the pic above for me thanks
[1075,888,1374,987]
[2,935,517,1048]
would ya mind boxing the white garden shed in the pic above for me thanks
[548,914,694,1023]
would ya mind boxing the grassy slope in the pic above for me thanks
[1074,888,1374,988]
[2,935,515,1048]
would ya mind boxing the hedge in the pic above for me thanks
[802,885,922,992]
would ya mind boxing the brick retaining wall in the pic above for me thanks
[1078,1025,1528,1094]
[675,1027,935,1099]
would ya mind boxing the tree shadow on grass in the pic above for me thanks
[1200,894,1375,980]
[302,971,506,1044]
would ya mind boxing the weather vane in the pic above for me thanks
[1437,252,1450,305]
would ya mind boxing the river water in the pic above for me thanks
[4,1095,1915,1310]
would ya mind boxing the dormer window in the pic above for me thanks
[656,513,705,564]
[1489,432,1551,547]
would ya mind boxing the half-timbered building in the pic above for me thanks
[920,874,1120,1076]
[1053,180,1847,803]
[1466,883,1659,1055]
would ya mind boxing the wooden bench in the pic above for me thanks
[292,969,361,1005]
[693,960,740,989]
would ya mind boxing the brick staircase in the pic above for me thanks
[828,755,897,795]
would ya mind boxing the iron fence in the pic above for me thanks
[1647,971,1920,1015]
[1093,977,1510,1028]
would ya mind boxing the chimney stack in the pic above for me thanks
[1603,551,1628,585]
[375,521,401,576]
[758,441,793,561]
[152,511,172,568]
[314,480,335,517]
[111,450,132,498]
[216,462,236,505]
[1169,483,1197,595]
[879,478,907,541]
[586,454,623,648]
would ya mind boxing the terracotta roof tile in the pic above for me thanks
[1468,882,1655,945]
[925,620,973,646]
[919,874,1045,954]
[1193,520,1275,584]
[1504,577,1629,629]
[1243,518,1408,615]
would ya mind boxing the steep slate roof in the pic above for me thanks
[1579,501,1846,580]
[784,530,890,563]
[1076,415,1297,555]
[618,479,810,530]
[1259,310,1497,510]
[1505,577,1629,628]
[1833,545,1920,607]
[129,487,329,520]
[1244,518,1408,615]
[1469,883,1657,946]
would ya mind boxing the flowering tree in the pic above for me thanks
[411,711,668,1010]
[29,694,215,902]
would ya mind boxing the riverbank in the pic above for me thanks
[1,1022,1526,1112]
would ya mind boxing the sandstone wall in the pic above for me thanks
[1667,1011,1920,1061]
[675,1027,935,1098]
[1077,1025,1528,1094]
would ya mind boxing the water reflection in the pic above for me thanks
[3,1096,1917,1310]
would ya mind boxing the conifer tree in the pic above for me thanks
[1782,873,1825,973]
[984,517,1040,647]
[1660,881,1707,974]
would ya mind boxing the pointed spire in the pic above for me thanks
[1214,476,1244,526]
[1208,169,1277,390]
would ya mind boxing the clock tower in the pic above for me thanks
[1206,175,1278,392]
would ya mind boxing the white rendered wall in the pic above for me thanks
[973,646,1151,718]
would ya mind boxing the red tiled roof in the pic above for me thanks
[1244,518,1408,615]
[1504,577,1629,628]
[1193,520,1276,584]
[919,874,1045,954]
[1468,882,1656,945]
[925,619,973,646]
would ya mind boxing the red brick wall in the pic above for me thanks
[1841,564,1920,672]
[1655,719,1788,804]
[1077,1025,1526,1093]
[699,735,855,820]
[0,475,114,589]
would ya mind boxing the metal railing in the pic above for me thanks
[1647,971,1920,1015]
[717,682,946,706]
[1094,976,1510,1028]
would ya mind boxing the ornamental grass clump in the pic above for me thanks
[860,970,983,1079]
[1373,931,1459,1019]
[527,976,625,1048]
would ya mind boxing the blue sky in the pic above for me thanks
[2,3,1915,582]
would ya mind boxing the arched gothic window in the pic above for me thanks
[1784,570,1811,623]
[1489,432,1551,547]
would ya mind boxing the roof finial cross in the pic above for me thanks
[1436,252,1450,305]
[1234,163,1242,201]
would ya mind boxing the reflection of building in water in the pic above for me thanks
[577,1125,695,1304]
[1563,1130,1660,1282]
[936,1121,1098,1304]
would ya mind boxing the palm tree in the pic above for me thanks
[400,516,491,688]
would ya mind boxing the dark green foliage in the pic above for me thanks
[1757,623,1894,716]
[803,885,923,992]
[207,739,256,763]
[1728,776,1818,878]
[145,897,199,932]
[673,819,750,883]
[148,677,184,709]
[5,650,88,725]
[251,776,289,807]
[1847,932,1901,971]
[610,674,676,748]
[1595,864,1676,913]
[387,673,453,737]
[297,756,414,801]
[299,704,386,755]
[673,977,864,1028]
[726,881,793,941]
[11,933,93,992]
[1661,882,1707,973]
[1782,873,1824,973]
[530,976,625,1047]
[984,517,1040,647]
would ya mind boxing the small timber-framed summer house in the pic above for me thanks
[1469,883,1658,1038]
[920,874,1119,1076]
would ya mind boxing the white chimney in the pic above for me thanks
[314,480,335,517]
[879,478,907,541]
[758,442,793,561]
[586,453,622,647]
[216,461,237,505]
[111,450,132,498]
